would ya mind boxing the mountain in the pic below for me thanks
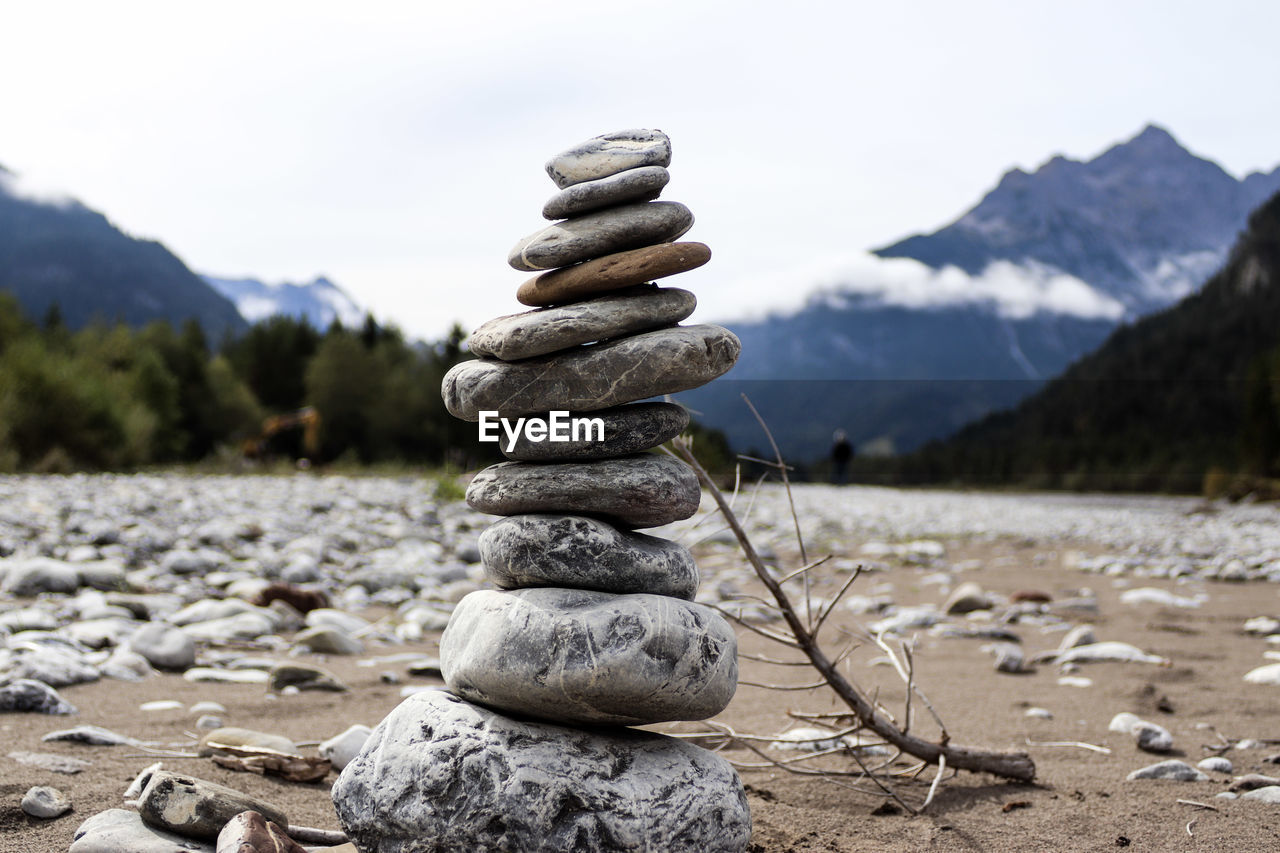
[877,125,1280,314]
[203,274,365,330]
[682,126,1280,461]
[902,189,1280,492]
[0,169,246,337]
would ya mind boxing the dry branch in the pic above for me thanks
[670,435,1036,784]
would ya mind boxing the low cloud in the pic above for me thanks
[725,252,1127,323]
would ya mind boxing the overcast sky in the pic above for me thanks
[4,1,1279,339]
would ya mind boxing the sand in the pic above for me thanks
[4,527,1280,851]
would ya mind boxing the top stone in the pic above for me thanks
[545,129,672,189]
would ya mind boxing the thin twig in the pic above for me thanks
[921,755,946,811]
[736,454,795,471]
[739,652,814,666]
[777,555,833,584]
[740,394,809,622]
[1024,739,1112,755]
[811,565,863,636]
[738,678,830,691]
[1176,799,1219,811]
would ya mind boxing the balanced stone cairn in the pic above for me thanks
[332,129,751,852]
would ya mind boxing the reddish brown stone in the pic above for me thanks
[1010,589,1053,603]
[516,242,711,307]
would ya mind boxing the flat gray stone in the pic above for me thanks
[480,514,698,598]
[542,165,670,219]
[128,623,197,672]
[468,286,695,362]
[140,771,288,841]
[441,588,737,725]
[508,201,693,272]
[443,324,740,421]
[332,689,750,853]
[1242,786,1280,803]
[8,750,91,774]
[545,129,672,189]
[70,808,214,853]
[500,402,689,462]
[268,662,348,692]
[0,557,80,596]
[1126,759,1208,782]
[466,456,700,529]
[0,678,77,714]
[22,785,72,818]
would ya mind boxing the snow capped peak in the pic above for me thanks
[202,274,366,329]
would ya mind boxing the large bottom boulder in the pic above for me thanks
[332,690,751,853]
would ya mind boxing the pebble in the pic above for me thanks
[469,286,696,362]
[22,785,72,819]
[944,581,993,614]
[8,750,91,774]
[1057,676,1093,687]
[1118,587,1202,608]
[444,323,739,421]
[517,241,711,307]
[1197,756,1233,773]
[319,724,373,771]
[508,201,693,272]
[183,667,270,684]
[1053,641,1167,665]
[0,678,78,713]
[44,724,137,746]
[441,588,737,726]
[1244,616,1280,635]
[139,771,288,841]
[293,626,364,656]
[216,810,307,853]
[198,728,299,757]
[128,622,197,671]
[195,715,223,730]
[479,514,698,599]
[0,557,81,595]
[1024,707,1053,719]
[70,807,216,853]
[1108,712,1142,733]
[141,700,185,712]
[332,690,749,853]
[1243,663,1280,685]
[268,662,348,692]
[544,129,672,189]
[466,456,702,529]
[1241,786,1280,803]
[1126,759,1208,781]
[542,164,670,219]
[499,401,689,463]
[1133,722,1174,753]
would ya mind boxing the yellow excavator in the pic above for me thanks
[241,406,321,462]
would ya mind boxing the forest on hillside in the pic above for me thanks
[0,298,489,472]
[846,193,1280,494]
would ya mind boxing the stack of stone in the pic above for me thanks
[332,129,751,852]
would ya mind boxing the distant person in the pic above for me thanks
[831,430,854,485]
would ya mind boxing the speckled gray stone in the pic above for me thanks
[465,455,700,529]
[500,402,689,462]
[542,165,670,220]
[70,808,214,853]
[443,324,740,421]
[545,129,672,189]
[139,771,288,841]
[508,201,693,272]
[331,689,750,853]
[1125,760,1208,782]
[468,286,695,362]
[21,785,72,818]
[479,514,698,598]
[0,679,77,714]
[441,588,736,725]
